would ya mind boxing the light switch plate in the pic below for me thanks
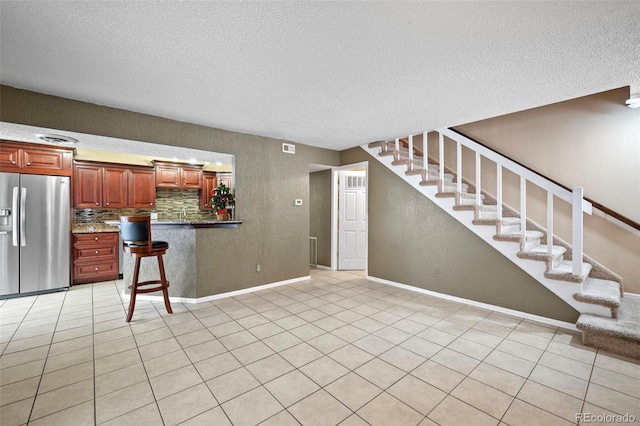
[150,213,158,220]
[295,199,303,206]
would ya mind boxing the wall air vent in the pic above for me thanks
[282,143,295,154]
[36,133,79,145]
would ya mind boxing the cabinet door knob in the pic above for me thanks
[26,162,31,166]
[94,237,99,241]
[95,202,99,206]
[95,250,99,254]
[94,267,99,271]
[106,202,109,206]
[150,203,153,206]
[11,161,16,164]
[175,182,178,185]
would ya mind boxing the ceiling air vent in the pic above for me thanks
[282,143,295,154]
[36,133,79,145]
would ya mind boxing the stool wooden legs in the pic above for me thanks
[126,256,142,322]
[126,254,172,322]
[158,255,173,315]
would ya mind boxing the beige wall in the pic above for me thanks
[341,147,579,323]
[309,170,332,267]
[1,85,340,297]
[450,88,639,294]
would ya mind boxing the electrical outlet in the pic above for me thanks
[256,264,261,272]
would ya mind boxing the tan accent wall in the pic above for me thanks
[1,85,340,297]
[309,170,332,267]
[448,88,639,294]
[341,147,579,322]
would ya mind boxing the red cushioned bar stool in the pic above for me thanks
[120,216,172,322]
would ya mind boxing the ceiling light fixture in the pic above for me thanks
[36,133,79,145]
[625,97,640,109]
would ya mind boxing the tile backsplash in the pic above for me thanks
[74,188,217,223]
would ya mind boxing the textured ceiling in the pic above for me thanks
[1,1,639,151]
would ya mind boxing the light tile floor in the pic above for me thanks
[1,269,639,426]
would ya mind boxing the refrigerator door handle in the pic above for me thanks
[12,186,19,247]
[20,187,26,247]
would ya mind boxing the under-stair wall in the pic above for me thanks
[340,147,580,323]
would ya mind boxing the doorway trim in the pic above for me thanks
[330,161,369,272]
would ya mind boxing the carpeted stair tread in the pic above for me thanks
[458,195,485,206]
[576,298,640,341]
[501,217,520,224]
[379,150,398,157]
[525,245,567,257]
[574,278,622,310]
[368,141,387,149]
[497,230,543,240]
[546,260,592,282]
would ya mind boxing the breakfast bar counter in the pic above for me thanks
[103,220,242,299]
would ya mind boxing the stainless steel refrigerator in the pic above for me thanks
[0,172,71,297]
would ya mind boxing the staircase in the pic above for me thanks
[364,129,639,359]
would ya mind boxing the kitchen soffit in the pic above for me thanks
[0,122,234,169]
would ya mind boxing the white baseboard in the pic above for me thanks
[122,275,311,304]
[624,292,640,300]
[366,275,578,331]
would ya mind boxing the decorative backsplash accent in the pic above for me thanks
[74,189,216,223]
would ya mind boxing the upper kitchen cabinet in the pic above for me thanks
[102,166,128,208]
[73,161,155,208]
[128,168,156,208]
[154,161,203,189]
[200,172,217,209]
[74,163,102,207]
[0,140,73,176]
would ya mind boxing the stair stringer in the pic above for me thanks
[362,144,610,317]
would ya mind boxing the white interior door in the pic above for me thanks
[338,171,366,270]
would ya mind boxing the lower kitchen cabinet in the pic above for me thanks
[73,232,119,284]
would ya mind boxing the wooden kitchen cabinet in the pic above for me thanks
[74,163,102,208]
[0,143,22,169]
[73,232,119,284]
[154,162,203,189]
[155,163,181,188]
[0,140,73,176]
[74,161,156,208]
[181,167,202,188]
[128,168,156,208]
[200,172,217,209]
[102,166,128,208]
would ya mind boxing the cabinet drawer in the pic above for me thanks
[73,259,119,283]
[74,232,119,247]
[74,245,118,260]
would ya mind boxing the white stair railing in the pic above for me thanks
[397,128,593,277]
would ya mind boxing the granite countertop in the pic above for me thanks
[73,220,242,234]
[103,220,242,228]
[72,223,120,234]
